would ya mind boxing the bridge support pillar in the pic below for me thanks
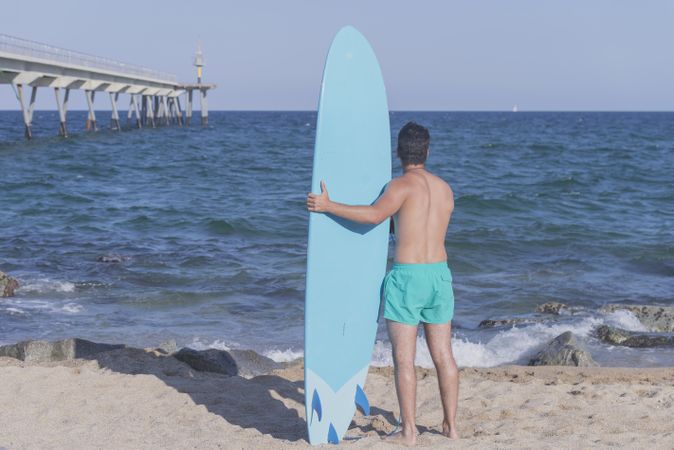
[200,88,208,126]
[170,97,183,126]
[14,84,33,139]
[161,96,170,126]
[85,90,97,131]
[54,87,69,137]
[128,94,141,128]
[109,92,121,131]
[175,97,184,126]
[145,95,155,128]
[186,89,193,126]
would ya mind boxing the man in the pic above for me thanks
[306,121,458,446]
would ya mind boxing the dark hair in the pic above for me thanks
[396,121,430,166]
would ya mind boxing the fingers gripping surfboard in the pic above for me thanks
[304,26,391,444]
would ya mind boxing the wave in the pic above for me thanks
[186,337,233,351]
[0,298,83,315]
[60,303,83,314]
[263,348,304,362]
[370,317,601,368]
[205,218,264,237]
[3,306,28,316]
[370,309,648,368]
[117,308,656,368]
[18,278,76,294]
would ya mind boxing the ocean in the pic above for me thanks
[1,111,673,367]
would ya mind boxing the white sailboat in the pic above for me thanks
[512,104,518,113]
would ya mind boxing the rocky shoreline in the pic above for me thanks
[477,301,674,367]
[3,268,674,369]
[0,270,18,298]
[1,302,673,372]
[0,337,297,380]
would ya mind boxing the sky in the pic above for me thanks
[2,0,674,111]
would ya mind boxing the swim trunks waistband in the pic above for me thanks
[392,261,448,271]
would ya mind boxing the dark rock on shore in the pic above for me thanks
[535,302,570,315]
[0,338,125,363]
[96,254,128,263]
[154,339,178,355]
[173,348,281,378]
[173,348,237,376]
[0,270,19,297]
[478,318,539,329]
[595,325,674,348]
[0,337,287,378]
[529,331,598,367]
[600,304,674,332]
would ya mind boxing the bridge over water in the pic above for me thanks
[0,34,215,139]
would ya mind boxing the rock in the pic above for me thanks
[0,270,19,297]
[478,318,537,329]
[173,348,237,376]
[173,347,281,377]
[229,349,283,377]
[283,357,304,370]
[155,339,178,355]
[96,254,127,263]
[94,347,193,377]
[0,338,125,363]
[600,304,674,332]
[529,331,598,367]
[595,325,674,348]
[535,302,569,315]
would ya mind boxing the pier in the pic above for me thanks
[0,34,215,139]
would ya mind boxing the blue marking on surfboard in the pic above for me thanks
[304,25,391,444]
[311,389,322,424]
[327,423,339,444]
[354,384,370,416]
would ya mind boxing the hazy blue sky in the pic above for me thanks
[2,0,674,111]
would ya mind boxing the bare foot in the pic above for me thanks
[382,428,417,446]
[442,421,459,439]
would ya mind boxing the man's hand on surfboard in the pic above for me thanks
[307,180,332,213]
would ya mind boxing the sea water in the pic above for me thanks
[1,111,673,367]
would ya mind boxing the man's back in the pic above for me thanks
[393,169,454,264]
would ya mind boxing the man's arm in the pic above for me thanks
[307,179,406,225]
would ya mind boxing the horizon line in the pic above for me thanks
[2,109,674,113]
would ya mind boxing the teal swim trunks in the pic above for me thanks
[383,261,454,325]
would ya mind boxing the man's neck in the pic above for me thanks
[403,164,426,173]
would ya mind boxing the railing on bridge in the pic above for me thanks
[0,33,177,83]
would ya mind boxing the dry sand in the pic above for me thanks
[0,349,673,449]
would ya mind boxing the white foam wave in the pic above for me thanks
[19,279,76,294]
[603,310,649,332]
[1,298,83,315]
[190,312,637,369]
[186,337,232,351]
[263,348,304,362]
[60,303,83,314]
[371,317,603,368]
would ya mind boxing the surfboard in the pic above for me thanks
[304,26,391,445]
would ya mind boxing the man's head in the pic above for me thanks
[396,121,430,167]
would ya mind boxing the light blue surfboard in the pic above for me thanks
[304,26,391,445]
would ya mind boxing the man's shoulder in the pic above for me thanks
[428,172,452,190]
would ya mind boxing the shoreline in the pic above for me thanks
[1,339,673,448]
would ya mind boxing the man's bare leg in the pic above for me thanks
[423,321,459,439]
[384,319,418,446]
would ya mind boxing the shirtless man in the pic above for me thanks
[306,121,459,446]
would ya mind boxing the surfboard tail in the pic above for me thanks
[305,366,370,444]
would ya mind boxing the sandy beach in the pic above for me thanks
[1,347,673,449]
